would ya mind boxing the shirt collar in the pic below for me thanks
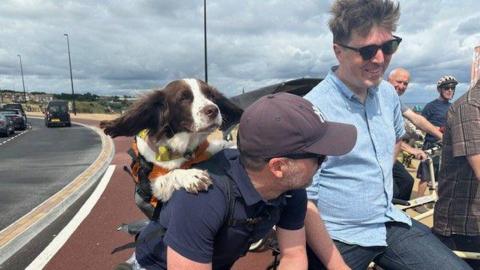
[224,151,264,206]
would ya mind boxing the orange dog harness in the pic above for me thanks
[128,136,211,208]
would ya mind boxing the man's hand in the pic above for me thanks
[411,149,427,160]
[399,141,427,160]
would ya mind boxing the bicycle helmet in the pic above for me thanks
[437,75,458,89]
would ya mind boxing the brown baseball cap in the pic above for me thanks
[238,93,356,158]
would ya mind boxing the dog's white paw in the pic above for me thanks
[174,168,212,193]
[151,168,212,202]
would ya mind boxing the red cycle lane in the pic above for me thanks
[44,120,273,270]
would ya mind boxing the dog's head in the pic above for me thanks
[100,78,242,140]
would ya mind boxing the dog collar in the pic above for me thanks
[157,145,184,161]
[137,129,209,162]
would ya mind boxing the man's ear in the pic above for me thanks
[268,158,286,178]
[333,43,342,60]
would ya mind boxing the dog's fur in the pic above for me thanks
[100,78,242,201]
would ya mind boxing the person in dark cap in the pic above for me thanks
[130,92,356,270]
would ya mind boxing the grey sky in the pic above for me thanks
[1,0,479,103]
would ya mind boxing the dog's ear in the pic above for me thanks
[210,87,243,131]
[99,90,171,138]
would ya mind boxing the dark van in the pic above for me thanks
[44,100,71,127]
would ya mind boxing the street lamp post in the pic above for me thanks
[17,54,26,103]
[204,0,208,83]
[64,33,76,115]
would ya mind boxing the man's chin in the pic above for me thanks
[364,78,382,89]
[300,178,314,189]
[365,81,380,89]
[395,88,406,96]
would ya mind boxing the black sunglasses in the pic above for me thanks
[441,85,456,91]
[336,35,402,61]
[267,153,327,166]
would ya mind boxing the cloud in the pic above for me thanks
[456,16,480,36]
[0,0,478,103]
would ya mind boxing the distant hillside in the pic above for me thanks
[1,90,134,113]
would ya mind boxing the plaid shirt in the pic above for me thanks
[433,81,480,236]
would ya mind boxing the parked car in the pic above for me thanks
[2,103,27,123]
[44,100,71,127]
[0,114,15,137]
[0,109,27,130]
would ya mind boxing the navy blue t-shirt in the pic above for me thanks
[135,149,307,270]
[422,99,451,143]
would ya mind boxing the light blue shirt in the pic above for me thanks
[305,67,411,247]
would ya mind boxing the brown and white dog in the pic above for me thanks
[100,78,242,203]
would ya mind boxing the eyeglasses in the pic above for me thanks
[336,35,402,61]
[281,153,327,167]
[441,85,456,91]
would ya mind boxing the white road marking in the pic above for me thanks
[0,129,29,146]
[25,165,116,270]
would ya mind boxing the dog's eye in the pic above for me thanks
[179,91,192,102]
[203,90,215,100]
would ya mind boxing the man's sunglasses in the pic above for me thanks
[336,35,402,61]
[269,153,327,166]
[441,85,456,91]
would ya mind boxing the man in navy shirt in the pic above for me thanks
[417,75,457,197]
[422,75,457,145]
[132,93,357,270]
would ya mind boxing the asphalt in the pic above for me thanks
[0,118,101,231]
[0,117,114,269]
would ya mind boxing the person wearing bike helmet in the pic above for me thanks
[416,75,458,197]
[424,75,457,143]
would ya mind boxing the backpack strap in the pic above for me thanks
[218,172,265,228]
[151,201,163,220]
[197,151,269,229]
[128,139,153,191]
[222,173,236,226]
[193,154,240,227]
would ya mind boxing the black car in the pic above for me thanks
[44,100,71,127]
[2,103,27,123]
[0,109,27,130]
[0,114,15,137]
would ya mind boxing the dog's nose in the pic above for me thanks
[202,105,219,119]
